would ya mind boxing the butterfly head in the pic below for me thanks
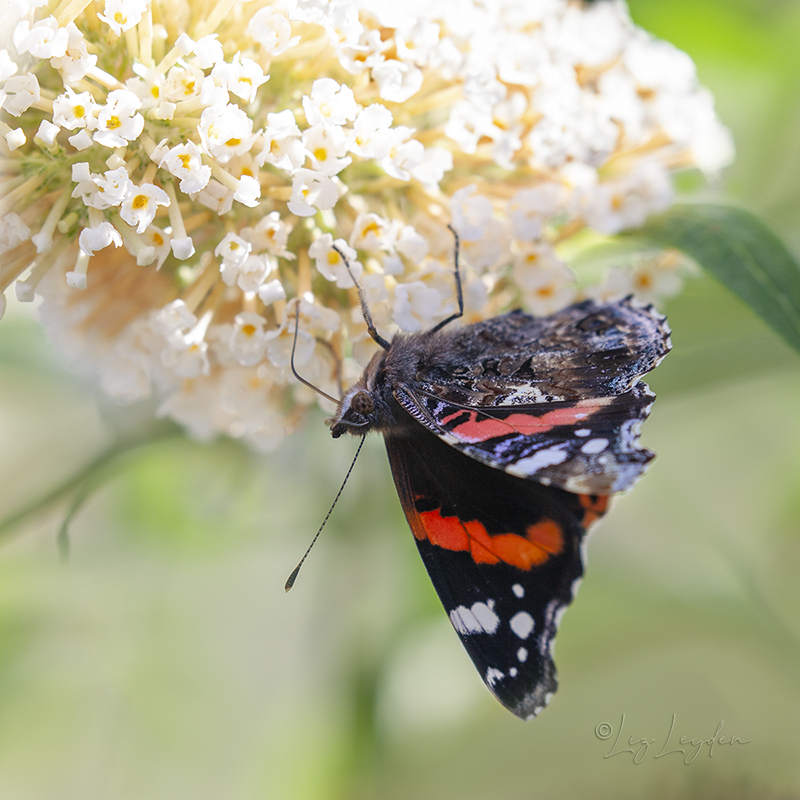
[329,385,378,438]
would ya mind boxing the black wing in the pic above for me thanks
[384,416,608,720]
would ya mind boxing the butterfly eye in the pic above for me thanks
[351,391,374,416]
[576,313,613,334]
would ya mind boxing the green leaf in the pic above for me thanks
[636,203,800,355]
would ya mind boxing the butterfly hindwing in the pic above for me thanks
[408,297,671,405]
[384,418,608,720]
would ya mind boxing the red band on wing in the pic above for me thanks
[413,507,564,570]
[441,399,612,444]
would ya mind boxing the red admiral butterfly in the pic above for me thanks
[300,240,671,720]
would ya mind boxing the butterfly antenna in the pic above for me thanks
[332,243,390,350]
[431,223,464,333]
[290,303,340,405]
[285,436,366,592]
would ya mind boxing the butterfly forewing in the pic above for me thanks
[395,381,657,493]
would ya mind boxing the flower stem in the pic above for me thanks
[55,0,92,27]
[0,175,45,217]
[0,423,182,546]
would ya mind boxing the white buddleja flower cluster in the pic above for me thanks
[0,0,733,450]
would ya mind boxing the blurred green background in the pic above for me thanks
[2,1,800,798]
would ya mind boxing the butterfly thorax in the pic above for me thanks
[329,330,444,439]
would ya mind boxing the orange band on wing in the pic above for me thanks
[414,508,564,570]
[579,494,610,527]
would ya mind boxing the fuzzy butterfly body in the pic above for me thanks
[329,297,670,720]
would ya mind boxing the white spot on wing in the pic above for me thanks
[581,438,609,454]
[507,444,569,477]
[449,601,500,635]
[620,418,643,449]
[485,667,505,686]
[509,667,518,677]
[575,428,591,437]
[512,583,524,598]
[517,647,528,663]
[501,385,564,404]
[449,607,477,634]
[472,601,500,633]
[510,611,535,639]
[542,599,567,657]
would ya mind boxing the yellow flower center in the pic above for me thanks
[362,221,379,237]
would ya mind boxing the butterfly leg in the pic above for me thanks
[430,223,464,333]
